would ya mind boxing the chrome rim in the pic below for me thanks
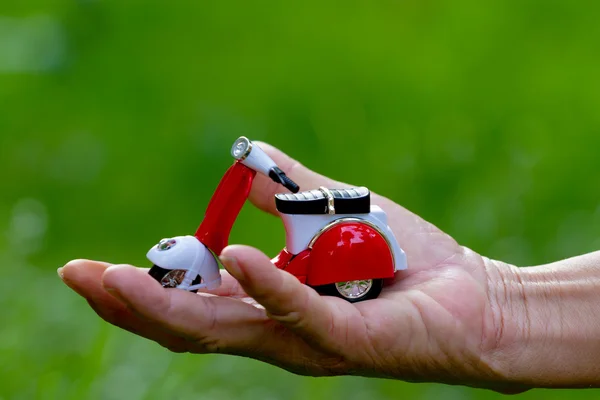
[335,280,373,299]
[160,269,187,288]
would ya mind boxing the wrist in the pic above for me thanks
[487,252,600,388]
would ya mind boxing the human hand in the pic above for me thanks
[59,142,530,393]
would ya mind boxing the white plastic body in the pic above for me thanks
[279,205,408,272]
[147,235,222,291]
[238,143,277,177]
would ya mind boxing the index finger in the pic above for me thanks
[247,142,348,216]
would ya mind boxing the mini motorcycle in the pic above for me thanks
[146,137,407,302]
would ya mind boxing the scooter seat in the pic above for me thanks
[275,187,370,215]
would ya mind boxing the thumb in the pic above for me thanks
[220,245,353,353]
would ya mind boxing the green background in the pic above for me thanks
[1,0,600,399]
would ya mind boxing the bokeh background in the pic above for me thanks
[2,0,600,399]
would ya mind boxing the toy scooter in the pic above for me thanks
[146,137,407,302]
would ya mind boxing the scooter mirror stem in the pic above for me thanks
[231,136,300,193]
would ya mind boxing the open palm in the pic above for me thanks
[60,142,516,390]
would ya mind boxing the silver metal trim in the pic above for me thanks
[232,136,253,161]
[319,186,335,215]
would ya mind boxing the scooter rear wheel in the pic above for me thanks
[315,278,383,303]
[148,265,201,293]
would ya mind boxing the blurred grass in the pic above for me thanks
[1,0,600,399]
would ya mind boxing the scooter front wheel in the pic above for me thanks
[315,278,383,303]
[148,265,201,293]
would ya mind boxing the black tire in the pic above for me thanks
[148,264,170,282]
[148,265,201,293]
[314,278,383,303]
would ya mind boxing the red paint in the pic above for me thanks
[272,249,309,284]
[272,248,294,269]
[306,222,394,286]
[282,249,310,278]
[195,162,256,255]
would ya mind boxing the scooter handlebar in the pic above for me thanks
[231,136,300,193]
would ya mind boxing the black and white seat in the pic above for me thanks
[275,187,370,215]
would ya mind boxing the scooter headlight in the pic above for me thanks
[157,238,177,251]
[231,136,253,160]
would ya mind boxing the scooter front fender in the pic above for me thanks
[147,235,222,290]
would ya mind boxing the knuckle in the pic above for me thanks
[265,286,311,330]
[267,310,305,328]
[285,159,303,177]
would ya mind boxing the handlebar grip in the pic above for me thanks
[269,167,300,193]
[279,173,300,193]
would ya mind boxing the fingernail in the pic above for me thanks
[221,256,243,280]
[57,267,64,280]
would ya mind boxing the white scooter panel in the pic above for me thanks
[147,235,222,291]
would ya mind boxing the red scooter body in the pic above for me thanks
[147,137,406,302]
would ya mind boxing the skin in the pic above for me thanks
[58,142,600,393]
